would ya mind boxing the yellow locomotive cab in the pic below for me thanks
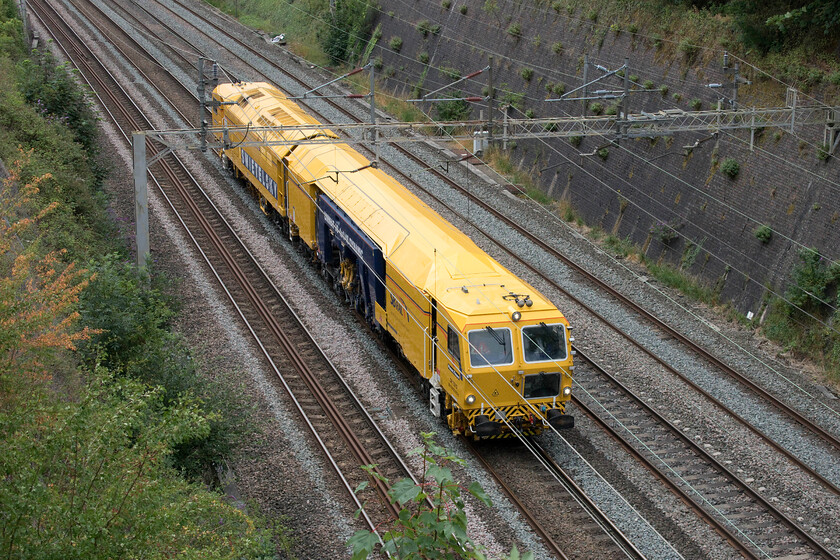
[213,81,574,439]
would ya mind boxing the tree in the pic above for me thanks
[0,155,92,385]
[348,433,533,560]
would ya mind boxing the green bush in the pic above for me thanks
[416,19,431,37]
[650,220,679,243]
[0,370,275,560]
[434,92,471,122]
[349,433,528,560]
[507,22,522,38]
[441,0,451,8]
[590,101,604,115]
[629,22,639,34]
[525,108,536,118]
[817,142,830,161]
[552,41,563,54]
[2,55,116,262]
[320,0,376,64]
[459,4,467,14]
[521,67,534,81]
[417,51,430,64]
[597,147,609,160]
[689,97,702,110]
[679,38,699,63]
[569,135,582,147]
[785,247,840,314]
[78,257,254,480]
[659,84,669,96]
[643,79,655,89]
[754,224,772,243]
[389,35,403,52]
[720,157,740,178]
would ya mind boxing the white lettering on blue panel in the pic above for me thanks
[241,150,278,199]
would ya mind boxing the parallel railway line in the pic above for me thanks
[573,349,837,559]
[31,0,840,557]
[48,1,648,556]
[29,0,417,537]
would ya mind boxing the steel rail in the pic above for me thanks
[573,347,839,559]
[32,0,416,531]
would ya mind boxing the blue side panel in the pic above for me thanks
[316,195,386,319]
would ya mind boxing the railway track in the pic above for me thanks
[29,0,419,536]
[465,437,647,560]
[32,0,840,557]
[48,1,664,556]
[573,349,838,559]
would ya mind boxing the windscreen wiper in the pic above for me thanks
[484,326,504,345]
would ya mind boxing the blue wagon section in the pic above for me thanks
[316,194,386,325]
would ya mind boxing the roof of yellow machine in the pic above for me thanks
[215,82,564,324]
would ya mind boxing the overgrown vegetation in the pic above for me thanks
[720,157,740,178]
[763,248,840,380]
[754,224,772,243]
[320,0,377,65]
[0,4,276,556]
[348,433,532,560]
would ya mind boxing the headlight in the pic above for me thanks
[465,394,476,405]
[563,386,572,396]
[511,311,521,322]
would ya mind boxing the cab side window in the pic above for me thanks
[447,325,461,367]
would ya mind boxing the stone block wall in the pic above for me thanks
[368,0,839,313]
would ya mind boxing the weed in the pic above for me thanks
[416,19,431,37]
[659,84,669,96]
[652,34,663,49]
[818,143,831,161]
[459,4,467,14]
[597,147,609,160]
[525,108,536,118]
[720,158,740,178]
[628,22,639,34]
[643,79,654,89]
[552,41,564,54]
[754,224,772,243]
[569,135,583,147]
[610,23,621,35]
[417,51,430,64]
[521,67,534,81]
[442,0,451,8]
[553,82,566,95]
[689,98,702,110]
[679,38,699,63]
[587,9,598,22]
[389,36,403,52]
[507,22,523,38]
[590,102,604,115]
[604,235,634,257]
[650,220,680,243]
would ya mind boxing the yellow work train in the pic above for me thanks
[212,82,574,438]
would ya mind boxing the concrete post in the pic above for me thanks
[133,133,150,269]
